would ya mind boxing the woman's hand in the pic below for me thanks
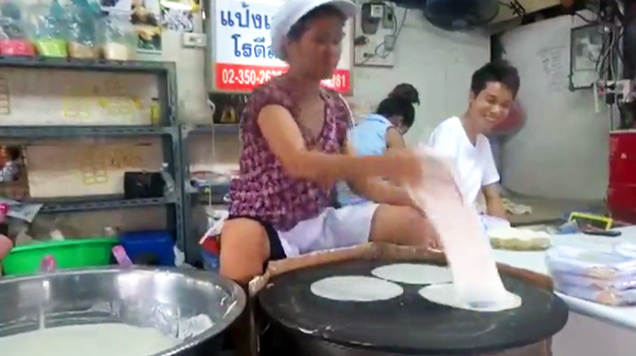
[428,231,443,251]
[382,148,455,188]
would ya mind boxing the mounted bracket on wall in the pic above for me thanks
[354,0,396,67]
[182,33,207,48]
[569,23,605,90]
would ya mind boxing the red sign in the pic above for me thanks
[215,63,351,93]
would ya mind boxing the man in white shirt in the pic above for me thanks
[428,61,520,219]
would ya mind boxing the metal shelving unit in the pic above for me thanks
[180,123,237,262]
[0,57,185,251]
[34,196,175,214]
[0,56,174,72]
[0,126,177,138]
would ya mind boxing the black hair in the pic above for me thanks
[376,83,420,129]
[470,60,520,98]
[287,4,346,42]
[4,146,20,161]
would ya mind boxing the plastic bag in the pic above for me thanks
[547,246,636,306]
[66,0,100,58]
[26,0,68,57]
[0,1,35,56]
[555,282,636,306]
[552,272,636,291]
[99,11,136,61]
[615,243,636,257]
[546,246,636,280]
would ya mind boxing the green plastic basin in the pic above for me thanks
[2,238,117,276]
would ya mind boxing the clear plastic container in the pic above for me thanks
[66,0,100,59]
[0,2,35,57]
[26,0,68,57]
[99,12,136,61]
[546,246,636,280]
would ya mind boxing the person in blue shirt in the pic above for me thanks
[337,84,420,206]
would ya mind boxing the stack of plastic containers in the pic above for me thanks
[546,245,636,306]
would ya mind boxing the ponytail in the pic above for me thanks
[376,83,420,130]
[388,83,420,105]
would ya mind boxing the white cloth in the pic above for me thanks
[270,0,359,59]
[428,116,500,208]
[277,203,379,257]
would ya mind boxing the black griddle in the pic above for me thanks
[258,260,569,355]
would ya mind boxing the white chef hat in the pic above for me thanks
[271,0,359,60]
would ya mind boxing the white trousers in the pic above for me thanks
[277,203,379,257]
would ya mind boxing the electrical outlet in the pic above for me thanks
[369,4,384,18]
[384,34,396,51]
[182,33,207,48]
[354,1,395,67]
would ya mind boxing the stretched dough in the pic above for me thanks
[311,276,404,302]
[371,263,453,285]
[418,284,522,312]
[406,146,509,305]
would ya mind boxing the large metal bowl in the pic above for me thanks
[0,266,245,356]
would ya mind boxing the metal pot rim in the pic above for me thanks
[0,266,246,356]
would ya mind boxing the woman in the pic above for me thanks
[338,84,420,206]
[221,1,450,353]
[220,0,449,283]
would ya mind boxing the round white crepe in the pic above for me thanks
[418,284,522,312]
[311,276,404,302]
[371,263,453,285]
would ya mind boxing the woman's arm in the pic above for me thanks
[386,127,406,150]
[482,184,507,219]
[257,105,420,185]
[342,140,413,206]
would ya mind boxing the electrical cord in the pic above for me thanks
[573,11,595,23]
[358,6,408,65]
[566,0,626,85]
[499,0,526,17]
[596,26,623,80]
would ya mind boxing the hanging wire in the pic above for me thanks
[596,26,623,81]
[499,0,526,17]
[358,6,408,65]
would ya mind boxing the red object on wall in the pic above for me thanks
[490,100,525,136]
[608,131,636,223]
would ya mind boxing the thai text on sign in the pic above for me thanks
[212,0,352,94]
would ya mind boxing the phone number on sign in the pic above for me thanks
[220,67,283,88]
[215,64,350,93]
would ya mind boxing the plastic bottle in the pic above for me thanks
[150,98,161,126]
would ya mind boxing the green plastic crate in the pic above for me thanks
[1,238,118,276]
